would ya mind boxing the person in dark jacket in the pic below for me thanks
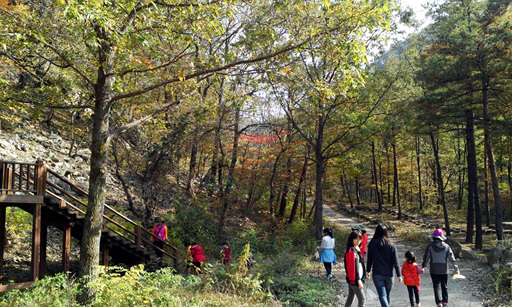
[421,228,460,307]
[344,231,366,307]
[366,224,402,307]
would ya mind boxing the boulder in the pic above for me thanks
[460,246,478,260]
[486,246,512,266]
[445,237,462,258]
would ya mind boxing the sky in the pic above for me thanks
[397,0,434,33]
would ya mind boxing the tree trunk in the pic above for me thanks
[313,115,325,240]
[187,123,200,196]
[508,160,512,219]
[340,175,346,199]
[465,110,476,244]
[379,161,384,204]
[279,158,291,217]
[343,170,354,208]
[457,132,466,210]
[313,153,325,240]
[268,151,282,216]
[289,149,308,223]
[415,136,424,210]
[218,106,240,234]
[355,178,361,206]
[482,84,504,241]
[430,132,450,236]
[79,28,115,303]
[372,141,382,210]
[386,141,391,203]
[392,140,401,219]
[484,143,491,227]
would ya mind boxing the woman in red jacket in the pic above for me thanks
[344,231,366,307]
[190,242,206,275]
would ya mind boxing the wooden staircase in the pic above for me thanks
[0,160,178,292]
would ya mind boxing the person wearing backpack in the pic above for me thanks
[421,228,460,307]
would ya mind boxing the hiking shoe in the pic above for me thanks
[327,274,332,279]
[416,303,421,307]
[437,304,442,307]
[442,304,447,307]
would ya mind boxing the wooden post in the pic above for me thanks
[26,165,31,191]
[39,223,47,277]
[62,225,71,272]
[18,164,22,192]
[0,162,5,191]
[6,166,12,194]
[0,205,6,277]
[134,225,142,249]
[31,203,41,281]
[101,245,109,267]
[35,160,47,196]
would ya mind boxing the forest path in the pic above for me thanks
[322,204,485,307]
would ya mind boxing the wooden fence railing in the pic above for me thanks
[0,160,46,196]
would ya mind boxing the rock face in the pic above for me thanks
[487,246,512,267]
[0,125,124,282]
[0,126,124,201]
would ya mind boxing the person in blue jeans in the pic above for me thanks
[366,224,402,307]
[318,228,336,278]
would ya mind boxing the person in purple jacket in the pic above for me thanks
[365,224,402,307]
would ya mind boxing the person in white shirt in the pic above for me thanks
[318,227,336,278]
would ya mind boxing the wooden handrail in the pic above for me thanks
[0,160,38,166]
[45,191,86,215]
[45,164,179,258]
[46,180,88,208]
[47,168,88,196]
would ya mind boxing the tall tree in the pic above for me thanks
[2,0,389,297]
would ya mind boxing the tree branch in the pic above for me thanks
[109,99,180,136]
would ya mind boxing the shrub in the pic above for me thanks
[271,274,338,306]
[0,273,80,307]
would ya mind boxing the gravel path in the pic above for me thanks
[323,204,485,307]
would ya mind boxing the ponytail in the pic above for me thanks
[323,228,333,238]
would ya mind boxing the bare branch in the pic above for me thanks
[109,99,180,136]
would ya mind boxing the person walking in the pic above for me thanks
[421,228,460,307]
[318,228,336,279]
[344,231,366,307]
[366,224,402,307]
[220,242,232,265]
[190,242,206,275]
[184,241,194,274]
[402,251,424,307]
[352,225,368,259]
[150,217,168,258]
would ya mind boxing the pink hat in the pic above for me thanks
[431,228,446,241]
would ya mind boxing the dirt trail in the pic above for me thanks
[323,204,485,307]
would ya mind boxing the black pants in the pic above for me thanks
[407,285,420,306]
[153,240,164,257]
[324,262,332,276]
[431,273,448,304]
